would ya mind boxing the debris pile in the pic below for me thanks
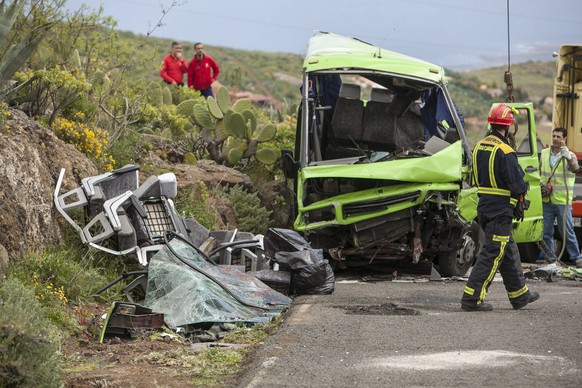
[54,165,334,342]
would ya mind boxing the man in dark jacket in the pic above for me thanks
[461,103,540,311]
[160,41,187,87]
[187,42,220,98]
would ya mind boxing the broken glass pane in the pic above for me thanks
[144,237,291,328]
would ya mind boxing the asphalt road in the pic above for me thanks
[237,265,582,387]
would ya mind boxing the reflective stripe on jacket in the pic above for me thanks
[472,131,527,213]
[540,147,575,204]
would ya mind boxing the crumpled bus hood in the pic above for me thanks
[300,141,463,182]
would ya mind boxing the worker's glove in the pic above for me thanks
[560,146,573,160]
[513,194,530,222]
[540,181,552,197]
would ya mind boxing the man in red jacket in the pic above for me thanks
[160,41,187,87]
[187,42,220,98]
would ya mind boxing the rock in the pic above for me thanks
[171,160,254,191]
[0,107,292,259]
[0,109,98,257]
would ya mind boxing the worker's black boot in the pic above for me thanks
[512,291,540,310]
[461,302,493,312]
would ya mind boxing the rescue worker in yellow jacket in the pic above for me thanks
[540,127,582,267]
[461,104,540,311]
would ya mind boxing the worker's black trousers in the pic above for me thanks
[461,211,531,308]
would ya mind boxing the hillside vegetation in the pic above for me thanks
[120,31,555,122]
[0,1,558,386]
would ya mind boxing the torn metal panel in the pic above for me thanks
[99,302,165,343]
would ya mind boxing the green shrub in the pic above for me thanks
[107,129,151,168]
[217,184,272,235]
[8,243,133,331]
[0,277,63,388]
[175,183,220,230]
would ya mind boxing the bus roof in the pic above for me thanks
[303,32,445,83]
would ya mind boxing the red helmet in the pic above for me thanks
[487,103,515,126]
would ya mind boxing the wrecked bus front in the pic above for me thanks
[283,32,477,277]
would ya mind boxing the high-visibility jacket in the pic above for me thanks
[472,131,528,213]
[540,147,576,204]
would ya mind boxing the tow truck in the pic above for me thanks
[553,45,582,242]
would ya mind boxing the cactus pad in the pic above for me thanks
[227,148,243,165]
[216,86,230,113]
[242,109,257,132]
[207,96,224,119]
[254,124,276,142]
[176,99,197,116]
[224,112,246,138]
[162,86,172,106]
[255,148,278,165]
[192,104,214,129]
[148,84,164,107]
[215,120,229,143]
[232,98,251,113]
[160,128,173,139]
[183,152,197,165]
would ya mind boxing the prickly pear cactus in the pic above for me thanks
[193,104,214,129]
[183,152,197,165]
[183,85,279,167]
[255,148,278,165]
[225,137,248,165]
[232,98,251,113]
[254,124,276,142]
[242,109,257,132]
[216,86,230,113]
[215,120,229,143]
[148,84,164,107]
[160,128,172,139]
[176,99,197,116]
[227,148,243,165]
[207,96,224,119]
[162,86,172,106]
[224,112,246,138]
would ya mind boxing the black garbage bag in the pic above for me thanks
[266,228,335,295]
[264,228,311,254]
[311,260,335,294]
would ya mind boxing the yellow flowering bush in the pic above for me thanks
[52,116,115,171]
[32,274,68,307]
[0,102,10,131]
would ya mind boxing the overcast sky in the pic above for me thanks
[64,0,582,70]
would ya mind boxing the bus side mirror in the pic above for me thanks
[281,150,297,180]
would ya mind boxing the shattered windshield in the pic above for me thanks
[143,237,291,328]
